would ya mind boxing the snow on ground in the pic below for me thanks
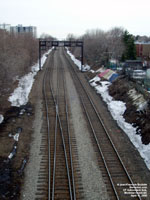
[8,49,52,107]
[9,133,20,141]
[89,75,150,170]
[68,50,150,169]
[65,50,150,170]
[66,48,90,71]
[90,69,95,73]
[0,114,4,124]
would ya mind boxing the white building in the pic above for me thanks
[0,23,37,37]
[10,25,37,37]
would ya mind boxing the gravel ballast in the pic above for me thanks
[65,70,109,200]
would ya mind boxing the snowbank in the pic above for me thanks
[9,49,52,107]
[90,76,150,170]
[66,48,90,71]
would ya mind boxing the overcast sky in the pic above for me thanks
[1,0,150,39]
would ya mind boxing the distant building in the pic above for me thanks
[0,23,37,37]
[0,23,11,32]
[135,42,150,59]
[10,25,37,37]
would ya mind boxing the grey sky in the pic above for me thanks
[1,0,150,39]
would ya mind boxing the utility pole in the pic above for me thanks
[81,44,84,72]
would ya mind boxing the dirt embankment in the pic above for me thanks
[109,76,150,145]
[0,103,35,199]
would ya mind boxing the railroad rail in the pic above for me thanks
[35,51,82,200]
[62,48,143,200]
[35,48,144,200]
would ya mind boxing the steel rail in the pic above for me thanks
[49,54,73,200]
[59,54,76,200]
[63,50,120,199]
[81,97,120,199]
[42,63,52,200]
[52,101,58,200]
[51,56,58,200]
[63,49,142,200]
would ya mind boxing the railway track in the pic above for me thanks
[34,48,145,200]
[35,51,83,200]
[62,48,143,200]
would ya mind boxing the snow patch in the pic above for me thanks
[90,69,95,73]
[13,133,20,141]
[8,49,52,107]
[8,145,17,159]
[89,76,101,87]
[89,76,101,83]
[8,73,35,106]
[66,48,90,71]
[0,115,4,124]
[90,77,150,170]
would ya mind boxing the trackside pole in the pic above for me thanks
[81,44,84,72]
[39,40,41,71]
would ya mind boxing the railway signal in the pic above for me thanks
[39,40,84,71]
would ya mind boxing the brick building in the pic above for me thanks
[135,42,150,59]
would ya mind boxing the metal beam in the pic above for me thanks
[39,40,84,71]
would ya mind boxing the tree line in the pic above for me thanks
[0,30,38,98]
[67,27,136,69]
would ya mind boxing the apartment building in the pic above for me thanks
[0,23,37,37]
[10,25,37,37]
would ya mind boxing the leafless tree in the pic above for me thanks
[106,27,125,60]
[0,30,38,101]
[68,27,125,69]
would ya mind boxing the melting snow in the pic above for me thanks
[66,48,90,71]
[9,129,21,142]
[8,49,52,107]
[8,145,17,159]
[90,77,150,170]
[63,50,150,170]
[90,69,95,73]
[13,133,20,141]
[0,115,4,124]
[8,153,14,159]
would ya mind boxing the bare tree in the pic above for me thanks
[68,27,125,69]
[106,27,125,60]
[0,30,38,102]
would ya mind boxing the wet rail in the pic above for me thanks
[62,49,143,200]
